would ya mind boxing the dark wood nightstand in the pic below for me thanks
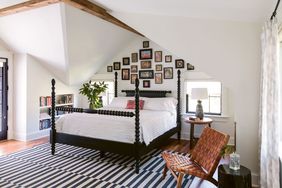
[185,117,213,149]
[218,164,252,188]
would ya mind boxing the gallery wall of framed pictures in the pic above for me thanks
[106,40,195,88]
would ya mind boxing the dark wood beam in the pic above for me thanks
[0,0,144,37]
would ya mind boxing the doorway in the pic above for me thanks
[0,57,8,140]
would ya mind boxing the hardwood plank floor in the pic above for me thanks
[0,138,227,188]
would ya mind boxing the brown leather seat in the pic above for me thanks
[162,127,230,187]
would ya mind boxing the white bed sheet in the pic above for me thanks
[55,108,176,145]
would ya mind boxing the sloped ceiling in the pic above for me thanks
[0,3,68,82]
[92,0,279,23]
[63,4,138,85]
[0,2,139,85]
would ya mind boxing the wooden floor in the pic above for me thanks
[0,137,227,188]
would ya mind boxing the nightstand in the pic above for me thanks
[185,117,213,149]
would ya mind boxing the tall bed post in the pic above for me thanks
[51,79,56,155]
[177,70,181,140]
[134,78,140,174]
[114,72,118,97]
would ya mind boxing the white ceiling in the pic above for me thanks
[92,0,280,23]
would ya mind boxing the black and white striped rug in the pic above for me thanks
[0,144,194,188]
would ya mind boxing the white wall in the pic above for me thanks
[95,37,235,144]
[13,54,81,141]
[104,13,261,183]
[13,54,27,140]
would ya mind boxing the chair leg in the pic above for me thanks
[176,173,184,188]
[209,177,218,186]
[162,164,168,179]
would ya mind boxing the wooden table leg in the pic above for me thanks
[208,123,211,128]
[190,123,194,149]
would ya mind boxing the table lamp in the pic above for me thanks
[191,88,208,119]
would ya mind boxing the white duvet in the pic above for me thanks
[55,108,176,145]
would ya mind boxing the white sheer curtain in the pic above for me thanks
[259,19,280,188]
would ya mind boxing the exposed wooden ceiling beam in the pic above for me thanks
[0,0,144,37]
[62,0,143,36]
[0,0,60,16]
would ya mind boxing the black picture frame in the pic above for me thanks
[187,63,195,70]
[131,65,138,73]
[131,74,138,84]
[113,62,121,70]
[143,41,149,48]
[155,64,162,71]
[165,55,172,62]
[122,68,130,80]
[154,51,162,62]
[139,70,154,79]
[140,61,151,69]
[123,57,130,65]
[164,67,173,79]
[155,73,163,84]
[175,59,185,68]
[139,49,153,60]
[143,80,150,88]
[131,53,138,63]
[107,66,113,72]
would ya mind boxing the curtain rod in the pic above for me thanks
[271,0,281,20]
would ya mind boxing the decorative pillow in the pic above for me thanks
[126,100,145,110]
[143,97,178,113]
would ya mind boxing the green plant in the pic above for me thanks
[79,81,108,109]
[220,145,235,158]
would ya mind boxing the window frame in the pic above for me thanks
[185,81,222,116]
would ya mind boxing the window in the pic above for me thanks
[93,81,114,106]
[186,81,222,115]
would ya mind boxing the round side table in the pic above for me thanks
[185,117,213,149]
[218,164,252,188]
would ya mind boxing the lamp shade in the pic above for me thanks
[191,88,208,100]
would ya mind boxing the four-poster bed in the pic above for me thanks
[50,70,182,173]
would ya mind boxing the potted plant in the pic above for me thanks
[79,81,108,109]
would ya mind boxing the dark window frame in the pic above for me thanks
[185,82,222,116]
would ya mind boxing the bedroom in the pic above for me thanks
[0,0,281,187]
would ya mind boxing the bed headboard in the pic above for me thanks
[121,90,171,98]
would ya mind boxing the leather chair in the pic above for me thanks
[162,127,230,187]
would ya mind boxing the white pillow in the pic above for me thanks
[107,97,133,108]
[143,97,178,113]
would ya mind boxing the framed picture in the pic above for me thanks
[131,65,138,73]
[143,80,150,88]
[143,41,149,48]
[113,62,120,70]
[123,57,130,65]
[107,66,113,72]
[122,68,130,80]
[139,49,153,60]
[155,64,162,71]
[141,61,151,69]
[131,74,138,84]
[155,73,163,84]
[164,67,173,79]
[139,70,154,79]
[131,53,138,63]
[154,51,162,62]
[187,63,195,70]
[165,55,172,62]
[175,59,185,68]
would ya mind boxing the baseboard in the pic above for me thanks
[13,132,27,141]
[252,173,259,187]
[26,129,49,141]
